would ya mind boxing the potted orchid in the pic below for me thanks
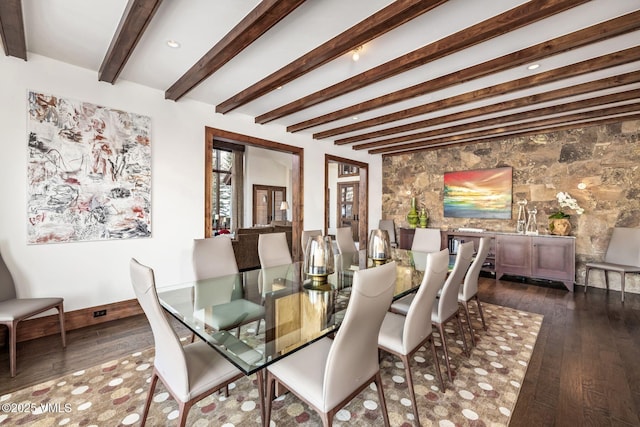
[548,192,584,235]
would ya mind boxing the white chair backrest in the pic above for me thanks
[435,242,474,321]
[301,229,322,255]
[130,258,189,401]
[323,261,396,407]
[403,249,449,353]
[460,237,491,301]
[378,219,397,245]
[335,227,358,254]
[0,251,17,302]
[411,228,441,253]
[604,227,640,267]
[258,232,292,268]
[192,236,239,279]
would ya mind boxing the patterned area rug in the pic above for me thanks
[0,303,542,426]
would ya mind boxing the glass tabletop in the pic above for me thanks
[157,248,432,375]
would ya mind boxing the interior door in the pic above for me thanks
[337,182,359,242]
[253,185,286,225]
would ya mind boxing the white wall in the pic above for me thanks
[0,53,381,312]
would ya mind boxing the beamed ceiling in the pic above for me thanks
[2,0,639,156]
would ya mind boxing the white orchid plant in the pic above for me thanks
[549,192,585,219]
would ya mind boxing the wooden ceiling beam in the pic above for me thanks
[215,0,447,114]
[313,45,640,140]
[291,9,640,133]
[354,90,640,150]
[260,0,589,126]
[0,0,26,60]
[335,71,640,145]
[99,0,163,83]
[355,90,640,151]
[380,113,640,156]
[369,103,640,155]
[165,0,307,101]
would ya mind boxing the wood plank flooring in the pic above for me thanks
[1,277,639,426]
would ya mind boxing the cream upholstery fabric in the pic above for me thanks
[265,262,397,426]
[130,258,243,426]
[411,227,442,253]
[378,219,397,248]
[302,229,322,255]
[335,226,358,254]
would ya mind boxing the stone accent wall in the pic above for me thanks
[382,120,640,293]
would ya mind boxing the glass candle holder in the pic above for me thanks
[304,235,335,285]
[368,229,391,266]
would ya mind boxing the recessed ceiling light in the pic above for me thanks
[166,40,181,49]
[352,116,359,120]
[276,86,283,90]
[527,63,540,70]
[352,46,363,62]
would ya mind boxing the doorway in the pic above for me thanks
[324,154,368,249]
[253,185,286,225]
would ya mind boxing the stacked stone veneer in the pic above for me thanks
[382,120,640,293]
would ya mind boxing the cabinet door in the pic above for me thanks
[495,235,531,277]
[531,236,575,284]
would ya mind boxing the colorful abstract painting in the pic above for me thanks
[26,91,151,244]
[444,167,512,219]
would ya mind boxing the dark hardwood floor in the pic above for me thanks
[1,277,639,426]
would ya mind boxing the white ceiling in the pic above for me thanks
[9,0,640,154]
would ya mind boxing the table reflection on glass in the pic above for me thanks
[157,248,432,377]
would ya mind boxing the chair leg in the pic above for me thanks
[460,301,476,347]
[605,270,610,292]
[621,273,626,303]
[584,266,591,294]
[455,313,469,357]
[374,372,391,427]
[429,336,445,392]
[400,354,420,426]
[265,371,275,427]
[9,321,17,377]
[57,303,67,347]
[435,322,453,382]
[177,401,190,427]
[255,319,261,335]
[475,296,487,330]
[140,372,159,427]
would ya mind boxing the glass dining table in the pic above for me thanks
[157,247,436,422]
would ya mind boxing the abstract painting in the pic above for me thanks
[26,91,151,244]
[444,167,512,219]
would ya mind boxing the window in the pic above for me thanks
[212,148,233,230]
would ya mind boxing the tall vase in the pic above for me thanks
[406,197,419,229]
[419,208,428,228]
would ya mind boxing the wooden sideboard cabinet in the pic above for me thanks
[495,233,575,291]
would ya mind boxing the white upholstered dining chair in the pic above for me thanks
[192,236,264,337]
[378,249,448,424]
[335,226,358,254]
[378,219,398,248]
[130,258,244,427]
[0,250,66,377]
[301,229,323,256]
[258,232,293,296]
[264,261,397,427]
[411,227,442,253]
[458,237,491,346]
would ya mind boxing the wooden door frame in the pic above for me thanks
[205,127,303,261]
[324,154,368,249]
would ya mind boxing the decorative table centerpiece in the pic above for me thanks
[548,192,584,236]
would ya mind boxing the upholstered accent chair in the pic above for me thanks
[0,250,66,377]
[584,227,640,302]
[130,258,244,427]
[378,219,398,248]
[257,232,293,296]
[378,249,449,424]
[264,262,397,427]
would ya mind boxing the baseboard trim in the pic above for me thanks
[0,299,143,344]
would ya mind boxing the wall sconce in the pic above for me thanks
[368,229,391,266]
[304,235,335,287]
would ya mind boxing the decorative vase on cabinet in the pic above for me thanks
[406,197,419,228]
[419,208,428,228]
